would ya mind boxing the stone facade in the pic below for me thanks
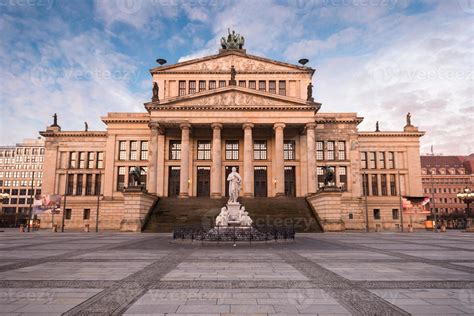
[38,46,426,232]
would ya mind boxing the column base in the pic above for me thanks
[178,193,189,198]
[210,193,222,199]
[243,193,254,198]
[275,192,285,197]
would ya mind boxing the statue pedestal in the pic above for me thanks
[227,202,241,225]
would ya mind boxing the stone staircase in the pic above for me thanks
[142,197,322,233]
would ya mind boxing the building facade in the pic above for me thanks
[0,138,44,215]
[421,155,474,215]
[38,40,426,232]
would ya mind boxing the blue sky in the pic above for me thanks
[0,0,473,154]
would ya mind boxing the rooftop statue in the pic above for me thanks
[221,28,245,49]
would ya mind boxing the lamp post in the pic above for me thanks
[430,168,438,232]
[61,170,68,232]
[361,171,369,232]
[95,171,101,233]
[457,187,473,218]
[27,171,35,232]
[397,171,404,232]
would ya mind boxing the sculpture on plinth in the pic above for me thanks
[220,28,245,49]
[227,167,241,203]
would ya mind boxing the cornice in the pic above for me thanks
[358,131,425,137]
[101,118,150,125]
[145,105,317,112]
[316,118,364,125]
[39,131,107,138]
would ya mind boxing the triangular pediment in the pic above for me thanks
[151,50,313,74]
[146,86,318,111]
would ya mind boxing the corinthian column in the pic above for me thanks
[179,123,191,198]
[273,122,286,197]
[211,123,223,198]
[306,122,317,195]
[147,122,160,194]
[242,123,254,197]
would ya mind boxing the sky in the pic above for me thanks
[0,0,472,155]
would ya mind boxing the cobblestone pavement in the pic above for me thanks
[0,230,473,315]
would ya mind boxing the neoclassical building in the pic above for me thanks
[39,37,427,232]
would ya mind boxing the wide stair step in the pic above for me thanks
[142,197,322,233]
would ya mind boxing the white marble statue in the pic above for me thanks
[240,209,253,227]
[215,207,228,227]
[227,167,242,203]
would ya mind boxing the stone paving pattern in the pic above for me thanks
[0,230,472,315]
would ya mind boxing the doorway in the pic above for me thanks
[254,166,267,197]
[197,167,211,197]
[284,166,296,197]
[168,166,180,197]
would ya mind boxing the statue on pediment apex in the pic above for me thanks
[221,28,245,49]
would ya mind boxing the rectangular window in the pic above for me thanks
[316,141,324,160]
[117,166,126,191]
[178,80,186,96]
[339,166,347,191]
[327,141,335,160]
[225,140,239,160]
[381,174,387,196]
[373,209,381,220]
[65,208,72,220]
[95,173,101,195]
[209,80,216,89]
[69,152,77,168]
[284,140,295,160]
[19,198,25,205]
[140,141,148,160]
[198,80,206,92]
[238,80,246,88]
[87,152,95,169]
[269,81,276,93]
[96,152,104,168]
[390,174,397,195]
[83,209,90,220]
[388,151,395,169]
[258,80,266,91]
[118,141,126,160]
[219,80,226,88]
[85,174,93,195]
[197,140,211,160]
[253,141,267,160]
[392,209,399,220]
[169,141,181,160]
[129,141,138,160]
[371,174,378,196]
[66,174,74,195]
[369,152,376,169]
[379,152,386,169]
[249,80,256,89]
[140,167,147,187]
[361,152,367,169]
[317,166,324,188]
[279,81,286,96]
[338,141,346,160]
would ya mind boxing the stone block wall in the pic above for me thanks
[120,190,158,232]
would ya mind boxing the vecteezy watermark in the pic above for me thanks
[372,67,474,83]
[0,0,54,10]
[457,0,474,14]
[115,0,228,15]
[288,0,398,15]
[458,289,474,311]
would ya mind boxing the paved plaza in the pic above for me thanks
[0,231,473,315]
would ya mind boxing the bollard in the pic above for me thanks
[375,224,381,232]
[19,224,24,233]
[408,224,414,233]
[84,224,90,233]
[52,225,58,232]
[440,225,446,233]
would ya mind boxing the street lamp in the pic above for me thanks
[457,188,473,218]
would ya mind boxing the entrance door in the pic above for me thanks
[197,167,211,197]
[254,166,267,197]
[168,166,180,197]
[284,166,296,197]
[225,166,239,197]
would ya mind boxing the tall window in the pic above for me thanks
[197,140,211,160]
[327,141,335,160]
[83,209,90,220]
[284,140,295,160]
[253,141,267,160]
[258,80,266,91]
[76,174,83,195]
[85,174,93,195]
[381,174,387,196]
[238,80,246,88]
[209,80,216,89]
[339,166,347,191]
[225,140,239,160]
[117,166,126,191]
[96,152,104,168]
[317,167,324,188]
[388,151,395,169]
[219,80,226,88]
[249,81,256,89]
[373,209,381,220]
[129,141,138,160]
[169,141,181,160]
[279,81,286,95]
[369,152,376,169]
[140,141,148,160]
[65,209,72,220]
[199,80,206,92]
[69,152,77,168]
[178,80,186,96]
[66,174,74,195]
[118,141,126,160]
[188,80,196,94]
[95,173,101,195]
[392,209,399,220]
[87,152,95,169]
[390,174,397,195]
[361,152,367,169]
[269,81,276,93]
[379,152,386,169]
[338,141,346,160]
[316,141,324,160]
[371,174,378,196]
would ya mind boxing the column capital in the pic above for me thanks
[273,122,286,130]
[306,122,317,130]
[149,121,164,134]
[242,123,254,130]
[179,123,192,130]
[211,122,223,130]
